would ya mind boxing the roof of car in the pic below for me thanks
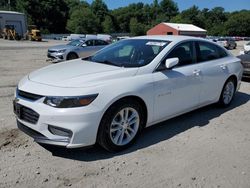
[132,35,207,42]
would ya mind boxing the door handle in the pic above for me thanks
[193,69,201,76]
[220,64,227,70]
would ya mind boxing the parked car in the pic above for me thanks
[243,37,250,41]
[216,37,237,50]
[237,52,250,78]
[14,36,243,152]
[66,34,86,41]
[61,36,69,41]
[47,39,109,62]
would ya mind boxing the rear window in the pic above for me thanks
[95,40,108,46]
[196,42,220,62]
[217,46,228,58]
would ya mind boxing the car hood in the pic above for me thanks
[28,60,138,88]
[48,44,74,51]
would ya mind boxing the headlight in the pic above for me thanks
[57,49,67,53]
[44,94,98,108]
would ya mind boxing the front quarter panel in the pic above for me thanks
[92,73,155,126]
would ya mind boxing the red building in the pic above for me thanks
[147,22,207,37]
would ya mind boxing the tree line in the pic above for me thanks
[1,0,250,36]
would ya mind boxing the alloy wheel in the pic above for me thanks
[223,81,235,105]
[109,107,140,146]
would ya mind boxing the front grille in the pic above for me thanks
[17,90,43,101]
[21,106,39,124]
[47,54,55,58]
[48,50,57,53]
[242,63,250,69]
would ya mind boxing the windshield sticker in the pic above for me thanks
[146,41,166,46]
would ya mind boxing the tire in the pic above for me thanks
[97,99,145,152]
[218,78,236,107]
[67,53,78,60]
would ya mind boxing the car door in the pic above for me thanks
[153,41,202,121]
[94,39,108,51]
[78,39,96,58]
[80,40,108,58]
[195,41,229,105]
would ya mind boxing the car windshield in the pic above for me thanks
[67,40,85,46]
[87,39,170,67]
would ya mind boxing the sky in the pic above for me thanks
[85,0,250,12]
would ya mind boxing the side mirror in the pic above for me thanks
[165,58,179,69]
[82,43,87,47]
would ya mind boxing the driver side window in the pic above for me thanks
[85,40,94,46]
[167,42,194,67]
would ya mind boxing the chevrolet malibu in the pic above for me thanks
[14,36,243,152]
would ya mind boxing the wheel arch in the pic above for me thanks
[226,74,238,89]
[96,95,148,142]
[66,51,79,60]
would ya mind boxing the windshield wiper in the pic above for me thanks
[82,57,121,67]
[97,60,121,67]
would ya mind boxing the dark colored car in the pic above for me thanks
[237,53,250,78]
[216,38,237,50]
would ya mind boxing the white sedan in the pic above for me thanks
[14,36,243,152]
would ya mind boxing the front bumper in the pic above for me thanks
[47,52,66,63]
[17,120,70,147]
[14,94,103,148]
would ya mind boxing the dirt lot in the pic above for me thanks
[0,39,250,188]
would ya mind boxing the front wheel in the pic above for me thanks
[97,99,144,152]
[67,53,78,60]
[218,78,236,107]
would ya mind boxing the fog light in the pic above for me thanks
[48,125,72,137]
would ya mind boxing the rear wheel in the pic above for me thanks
[97,99,144,152]
[67,53,78,60]
[218,78,236,107]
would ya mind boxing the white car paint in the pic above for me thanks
[244,42,250,52]
[14,35,243,149]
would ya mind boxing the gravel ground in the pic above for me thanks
[0,39,249,188]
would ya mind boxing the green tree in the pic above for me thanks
[16,0,69,33]
[224,10,250,36]
[0,0,17,10]
[200,7,227,35]
[91,0,108,32]
[66,7,99,34]
[64,0,89,16]
[129,17,145,36]
[180,6,204,27]
[170,14,184,23]
[102,16,115,34]
[159,0,179,21]
[4,0,249,37]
